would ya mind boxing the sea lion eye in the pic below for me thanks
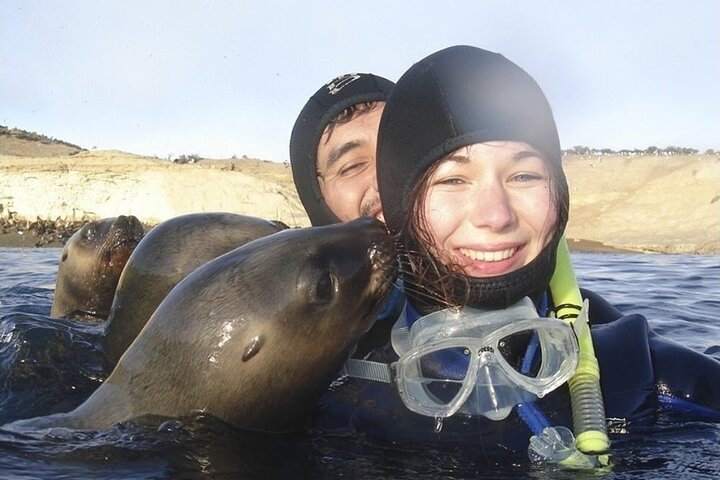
[313,271,338,305]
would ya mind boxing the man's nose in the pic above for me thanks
[371,170,379,192]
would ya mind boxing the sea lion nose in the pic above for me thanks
[350,215,385,229]
[345,217,393,250]
[114,215,145,240]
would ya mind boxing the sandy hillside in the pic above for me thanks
[563,154,719,253]
[1,137,718,253]
[0,151,309,230]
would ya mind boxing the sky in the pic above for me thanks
[1,1,718,162]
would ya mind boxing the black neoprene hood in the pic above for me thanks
[376,45,568,311]
[377,45,564,234]
[290,73,395,226]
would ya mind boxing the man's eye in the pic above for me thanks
[337,159,370,177]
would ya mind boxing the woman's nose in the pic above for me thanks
[468,183,516,231]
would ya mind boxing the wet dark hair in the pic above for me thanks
[321,102,382,144]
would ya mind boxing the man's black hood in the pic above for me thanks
[290,73,394,226]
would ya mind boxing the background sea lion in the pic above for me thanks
[103,212,287,366]
[50,215,145,321]
[7,217,397,432]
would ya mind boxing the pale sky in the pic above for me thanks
[1,0,718,161]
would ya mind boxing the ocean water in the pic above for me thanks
[0,247,718,479]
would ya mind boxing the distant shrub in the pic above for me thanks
[562,145,705,156]
[0,124,84,150]
[173,154,202,164]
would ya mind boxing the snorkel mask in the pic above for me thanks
[344,297,582,422]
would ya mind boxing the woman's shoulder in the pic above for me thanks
[581,287,720,419]
[580,288,623,324]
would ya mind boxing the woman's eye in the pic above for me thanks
[434,176,465,186]
[511,172,543,183]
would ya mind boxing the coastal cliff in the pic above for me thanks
[1,145,718,253]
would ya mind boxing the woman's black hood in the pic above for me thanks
[376,45,568,312]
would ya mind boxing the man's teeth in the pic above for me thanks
[459,247,517,262]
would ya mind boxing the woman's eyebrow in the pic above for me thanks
[440,148,543,165]
[442,153,470,164]
[513,150,544,162]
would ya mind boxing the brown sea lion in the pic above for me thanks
[6,217,397,432]
[50,216,145,321]
[103,212,287,366]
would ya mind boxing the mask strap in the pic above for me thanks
[340,358,393,384]
[404,299,422,327]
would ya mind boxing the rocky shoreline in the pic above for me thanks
[0,215,86,247]
[0,215,150,248]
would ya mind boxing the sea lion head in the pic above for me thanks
[51,215,145,320]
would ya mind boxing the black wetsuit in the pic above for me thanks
[310,289,720,459]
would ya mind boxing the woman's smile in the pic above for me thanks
[458,246,518,262]
[452,243,526,276]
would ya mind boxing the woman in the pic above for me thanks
[312,46,720,464]
[378,45,568,316]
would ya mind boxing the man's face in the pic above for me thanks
[316,104,384,223]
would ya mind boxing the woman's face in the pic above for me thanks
[421,141,558,278]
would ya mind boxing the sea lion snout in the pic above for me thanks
[107,215,145,248]
[312,218,398,324]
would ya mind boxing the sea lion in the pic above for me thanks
[103,212,287,366]
[6,217,397,432]
[50,215,145,321]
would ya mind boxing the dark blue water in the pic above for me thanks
[0,247,718,479]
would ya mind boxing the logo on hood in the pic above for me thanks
[326,73,361,95]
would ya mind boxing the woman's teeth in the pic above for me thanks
[459,247,517,262]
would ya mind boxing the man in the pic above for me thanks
[289,73,394,226]
[289,72,403,364]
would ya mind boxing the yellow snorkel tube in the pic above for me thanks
[545,236,612,467]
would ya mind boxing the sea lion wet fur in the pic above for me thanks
[103,212,287,365]
[8,217,396,432]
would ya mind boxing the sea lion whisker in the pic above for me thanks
[396,279,452,308]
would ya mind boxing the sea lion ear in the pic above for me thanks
[242,335,264,362]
